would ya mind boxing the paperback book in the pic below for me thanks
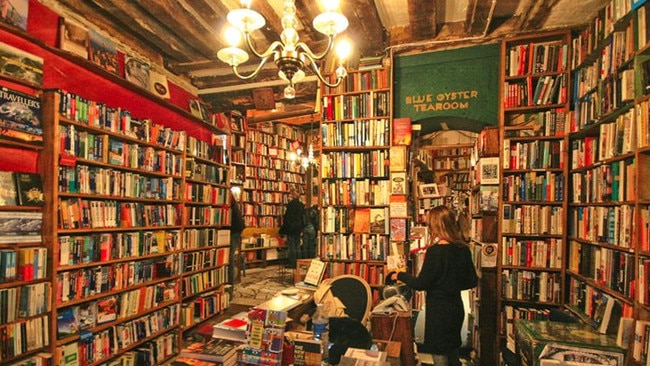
[0,86,43,143]
[14,172,44,206]
[0,171,17,206]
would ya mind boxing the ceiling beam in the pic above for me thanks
[408,0,437,40]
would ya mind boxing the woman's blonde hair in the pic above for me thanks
[427,205,465,244]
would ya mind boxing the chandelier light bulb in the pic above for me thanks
[240,0,252,8]
[336,39,351,61]
[284,84,296,99]
[224,27,242,47]
[322,0,341,12]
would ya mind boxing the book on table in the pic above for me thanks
[212,311,249,342]
[180,338,239,363]
[295,258,326,290]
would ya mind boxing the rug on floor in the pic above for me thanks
[230,265,294,306]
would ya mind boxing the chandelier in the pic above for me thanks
[217,0,351,99]
[290,142,317,169]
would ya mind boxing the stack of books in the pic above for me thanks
[212,312,249,343]
[179,338,240,366]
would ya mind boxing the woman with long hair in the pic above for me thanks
[390,205,478,366]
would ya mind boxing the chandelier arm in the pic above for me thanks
[295,36,335,61]
[244,34,284,59]
[232,55,274,80]
[302,52,344,88]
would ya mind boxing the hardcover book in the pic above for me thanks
[14,172,44,206]
[57,306,80,339]
[0,86,43,143]
[0,211,42,241]
[293,338,323,366]
[77,301,97,330]
[0,171,16,206]
[96,296,118,324]
[180,338,239,363]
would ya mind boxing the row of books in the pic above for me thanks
[502,171,564,202]
[501,238,563,268]
[0,282,50,325]
[243,216,279,228]
[243,153,305,176]
[180,266,228,299]
[505,41,568,76]
[321,206,390,235]
[503,139,564,170]
[323,68,390,94]
[59,125,184,175]
[501,269,562,303]
[58,91,187,152]
[321,178,390,206]
[182,247,230,273]
[58,230,180,267]
[58,199,182,230]
[321,92,390,121]
[568,205,634,248]
[640,207,650,253]
[183,228,230,250]
[185,159,230,185]
[323,261,386,286]
[56,306,179,366]
[58,164,180,200]
[57,282,178,339]
[244,129,301,150]
[504,108,567,138]
[239,190,284,206]
[184,183,229,205]
[186,135,229,165]
[502,204,564,235]
[321,118,390,148]
[243,166,303,184]
[0,171,44,207]
[180,289,230,328]
[503,74,566,109]
[240,174,299,194]
[241,203,285,217]
[570,160,636,203]
[568,241,635,297]
[56,254,180,304]
[184,206,230,227]
[0,314,49,362]
[0,247,47,282]
[501,305,553,352]
[321,150,390,179]
[320,232,388,261]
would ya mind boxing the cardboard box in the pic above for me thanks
[515,320,625,366]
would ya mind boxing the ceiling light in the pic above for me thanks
[217,0,350,99]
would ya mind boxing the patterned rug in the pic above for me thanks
[230,265,295,306]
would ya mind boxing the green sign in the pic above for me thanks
[394,43,500,133]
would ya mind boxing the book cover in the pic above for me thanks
[390,171,407,195]
[353,208,370,233]
[59,17,89,59]
[88,28,121,76]
[96,296,118,324]
[14,172,44,206]
[0,171,16,205]
[57,306,80,339]
[213,311,249,342]
[180,338,239,362]
[124,55,151,90]
[293,338,323,366]
[149,68,170,99]
[392,117,412,146]
[390,218,406,241]
[0,86,43,143]
[108,139,124,165]
[389,146,406,172]
[300,258,326,287]
[389,195,407,218]
[172,357,222,366]
[369,207,387,234]
[0,211,42,238]
[77,301,97,330]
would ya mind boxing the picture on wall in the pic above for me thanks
[0,0,28,31]
[124,56,150,90]
[418,183,440,198]
[59,17,89,59]
[148,69,170,99]
[88,29,121,76]
[0,41,43,85]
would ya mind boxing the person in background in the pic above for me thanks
[389,205,478,366]
[279,188,305,268]
[302,198,320,258]
[229,189,245,285]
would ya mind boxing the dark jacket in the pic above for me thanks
[230,198,245,234]
[280,198,305,236]
[397,241,478,355]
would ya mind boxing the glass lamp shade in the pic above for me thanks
[227,8,266,32]
[217,47,249,66]
[313,11,349,35]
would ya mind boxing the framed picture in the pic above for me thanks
[418,183,440,198]
[479,157,500,184]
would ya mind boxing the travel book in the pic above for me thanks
[0,86,43,143]
[14,172,44,206]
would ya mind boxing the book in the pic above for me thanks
[13,172,44,206]
[369,207,387,234]
[293,338,323,366]
[0,86,43,143]
[212,312,249,342]
[108,139,125,165]
[0,171,16,205]
[616,317,634,349]
[390,218,406,241]
[57,306,80,339]
[389,146,406,172]
[392,117,412,146]
[295,258,326,289]
[96,296,118,324]
[172,357,220,366]
[0,211,42,239]
[180,338,239,363]
[59,17,89,59]
[77,301,97,330]
[88,28,120,75]
[390,171,407,195]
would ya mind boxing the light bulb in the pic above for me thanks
[322,0,340,12]
[224,26,242,46]
[284,85,296,99]
[336,39,352,61]
[240,0,252,8]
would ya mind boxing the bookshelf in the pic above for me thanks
[498,30,571,363]
[241,121,306,265]
[0,81,52,365]
[569,2,650,364]
[319,65,391,290]
[469,126,499,364]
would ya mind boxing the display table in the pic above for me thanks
[256,288,314,330]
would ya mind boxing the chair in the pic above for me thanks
[325,275,373,326]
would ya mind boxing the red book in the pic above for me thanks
[392,117,412,146]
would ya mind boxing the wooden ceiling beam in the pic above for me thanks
[344,0,387,57]
[466,0,496,35]
[408,0,437,40]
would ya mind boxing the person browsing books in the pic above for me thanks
[279,188,305,268]
[229,190,245,285]
[389,205,478,366]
